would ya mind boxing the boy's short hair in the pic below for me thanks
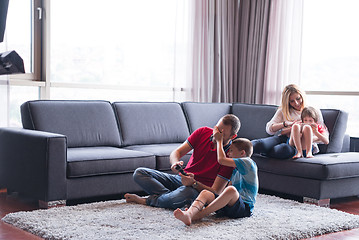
[220,114,241,136]
[231,138,253,157]
[301,106,318,122]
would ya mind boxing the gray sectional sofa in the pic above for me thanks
[0,100,358,207]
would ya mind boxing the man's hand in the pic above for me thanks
[180,172,196,187]
[171,161,184,174]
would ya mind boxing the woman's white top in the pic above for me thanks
[266,108,302,135]
[266,107,327,137]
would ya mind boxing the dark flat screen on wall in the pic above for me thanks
[0,0,9,42]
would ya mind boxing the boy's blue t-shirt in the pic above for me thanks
[231,157,259,213]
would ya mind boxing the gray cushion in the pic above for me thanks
[319,109,348,153]
[113,102,189,146]
[182,102,232,133]
[67,147,155,178]
[21,100,121,148]
[124,143,192,171]
[253,152,359,181]
[232,103,278,140]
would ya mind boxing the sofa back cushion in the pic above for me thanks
[21,100,121,148]
[319,109,348,153]
[113,102,189,146]
[232,103,278,140]
[181,102,232,133]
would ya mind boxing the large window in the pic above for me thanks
[0,0,189,127]
[301,0,359,136]
[48,0,189,100]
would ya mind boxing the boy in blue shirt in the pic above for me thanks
[173,126,258,226]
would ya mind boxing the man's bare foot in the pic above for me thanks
[293,152,302,159]
[174,208,192,226]
[124,193,147,205]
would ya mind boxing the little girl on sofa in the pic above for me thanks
[289,106,329,158]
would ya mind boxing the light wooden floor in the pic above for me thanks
[1,190,359,240]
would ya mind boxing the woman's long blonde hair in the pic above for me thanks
[281,84,306,121]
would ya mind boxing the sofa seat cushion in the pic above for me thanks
[253,152,359,181]
[124,143,192,171]
[67,147,155,178]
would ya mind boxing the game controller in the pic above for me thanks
[175,164,188,176]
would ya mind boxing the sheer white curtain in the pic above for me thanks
[187,0,215,102]
[263,0,303,105]
[187,0,241,102]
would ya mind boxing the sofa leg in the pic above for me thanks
[38,200,67,209]
[1,189,19,198]
[303,197,330,207]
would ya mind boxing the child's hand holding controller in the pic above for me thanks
[310,123,318,132]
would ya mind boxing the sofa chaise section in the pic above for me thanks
[232,103,358,205]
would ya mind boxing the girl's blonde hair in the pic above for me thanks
[280,84,306,121]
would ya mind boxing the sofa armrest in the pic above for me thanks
[320,109,349,153]
[0,127,67,202]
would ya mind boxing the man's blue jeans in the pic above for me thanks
[133,167,199,209]
[251,135,295,159]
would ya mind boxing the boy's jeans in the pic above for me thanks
[133,167,199,209]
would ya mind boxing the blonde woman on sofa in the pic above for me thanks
[252,84,327,159]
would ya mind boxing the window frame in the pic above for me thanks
[8,0,42,83]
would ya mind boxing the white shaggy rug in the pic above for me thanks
[3,194,359,240]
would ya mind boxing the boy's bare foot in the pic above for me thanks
[293,152,302,159]
[174,208,192,226]
[124,193,147,205]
